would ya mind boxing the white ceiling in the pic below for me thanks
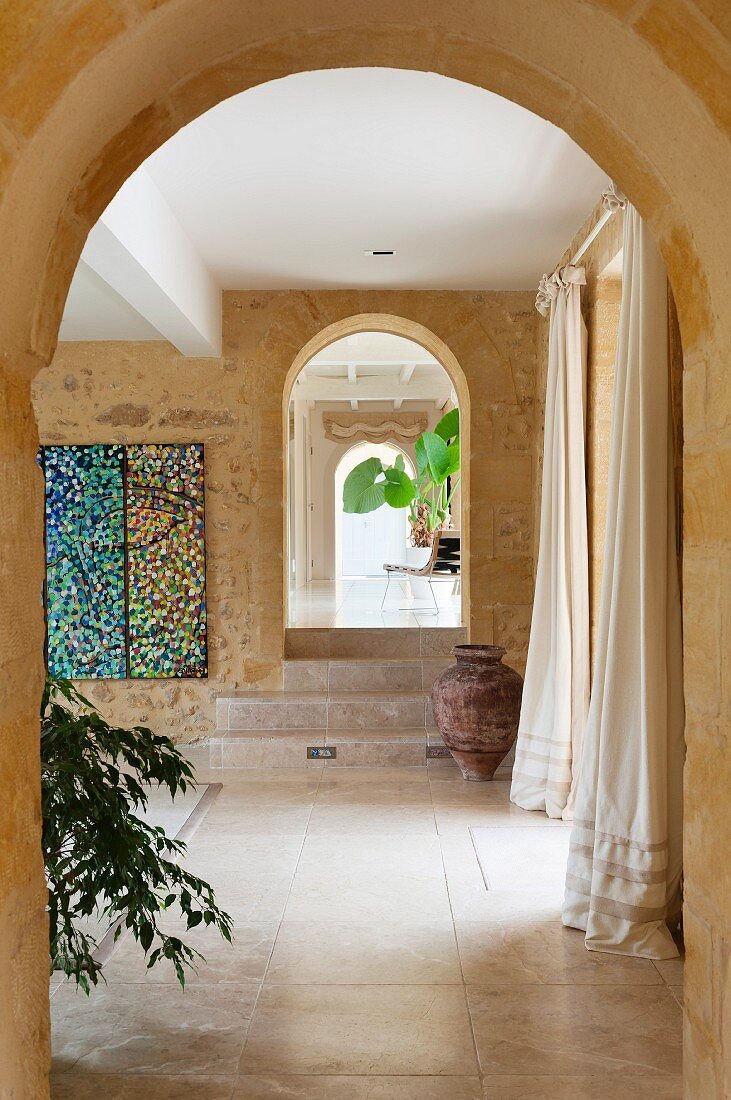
[307,332,439,371]
[61,68,609,346]
[295,332,452,409]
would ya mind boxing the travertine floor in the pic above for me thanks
[51,756,683,1098]
[288,577,462,628]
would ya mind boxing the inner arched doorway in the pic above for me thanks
[335,442,416,578]
[0,7,728,1095]
[283,315,471,631]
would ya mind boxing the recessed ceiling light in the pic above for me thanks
[364,250,395,256]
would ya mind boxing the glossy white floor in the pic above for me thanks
[50,751,683,1099]
[288,576,462,628]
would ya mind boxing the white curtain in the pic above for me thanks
[511,265,590,821]
[563,204,685,959]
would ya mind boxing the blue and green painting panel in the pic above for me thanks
[43,445,126,678]
[42,443,207,679]
[126,444,207,679]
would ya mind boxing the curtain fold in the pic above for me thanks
[510,265,590,821]
[562,205,685,959]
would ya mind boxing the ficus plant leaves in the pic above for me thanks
[42,676,233,993]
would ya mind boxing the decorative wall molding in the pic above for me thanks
[322,410,428,445]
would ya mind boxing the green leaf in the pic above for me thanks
[394,452,405,472]
[445,439,460,476]
[382,468,415,508]
[434,407,459,443]
[414,435,429,476]
[420,432,450,484]
[342,458,386,513]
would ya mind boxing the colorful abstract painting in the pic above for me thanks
[42,443,207,679]
[43,445,126,678]
[125,444,207,679]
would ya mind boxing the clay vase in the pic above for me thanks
[431,645,523,781]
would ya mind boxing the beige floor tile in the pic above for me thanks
[232,1076,482,1098]
[179,836,303,917]
[240,984,478,1075]
[440,835,565,921]
[456,921,662,985]
[207,779,321,807]
[318,765,431,789]
[52,983,258,1075]
[481,1076,682,1098]
[193,808,314,837]
[653,953,685,983]
[103,922,277,985]
[434,806,567,833]
[283,866,452,922]
[468,984,682,1077]
[268,920,461,984]
[182,834,303,877]
[173,874,296,923]
[430,777,567,833]
[284,834,451,920]
[51,1074,235,1099]
[305,803,437,835]
[295,833,445,874]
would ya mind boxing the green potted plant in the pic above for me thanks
[42,676,232,991]
[342,408,460,548]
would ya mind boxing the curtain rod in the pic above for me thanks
[535,182,627,315]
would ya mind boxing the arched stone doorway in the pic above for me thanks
[283,314,472,630]
[1,6,728,1095]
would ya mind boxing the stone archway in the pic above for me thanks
[283,314,472,630]
[0,6,728,1096]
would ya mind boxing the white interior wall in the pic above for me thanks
[308,401,442,580]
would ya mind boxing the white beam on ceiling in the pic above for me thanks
[350,398,359,411]
[347,363,357,384]
[399,363,416,384]
[80,167,221,357]
[394,398,404,410]
[308,358,436,368]
[295,378,450,402]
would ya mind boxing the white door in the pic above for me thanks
[341,501,408,576]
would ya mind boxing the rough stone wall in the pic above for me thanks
[34,289,540,739]
[0,370,50,1100]
[0,4,730,1097]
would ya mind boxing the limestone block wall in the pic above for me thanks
[2,6,730,1096]
[34,289,540,740]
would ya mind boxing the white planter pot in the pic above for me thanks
[404,546,431,569]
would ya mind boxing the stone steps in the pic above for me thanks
[217,690,437,732]
[284,626,467,659]
[209,728,458,769]
[256,656,452,693]
[209,629,501,771]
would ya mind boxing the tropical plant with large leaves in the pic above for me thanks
[342,409,460,546]
[42,676,232,992]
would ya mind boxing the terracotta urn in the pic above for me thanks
[431,645,523,780]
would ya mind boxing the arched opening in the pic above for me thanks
[335,442,416,580]
[0,8,728,1095]
[283,316,471,632]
